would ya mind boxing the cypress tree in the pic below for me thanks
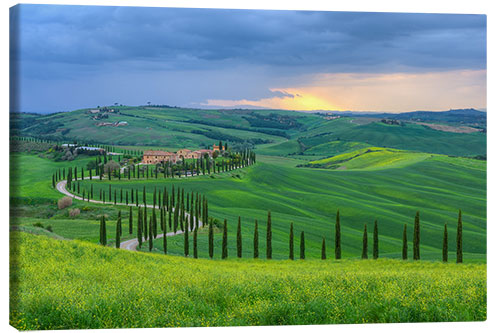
[321,237,326,260]
[115,212,121,248]
[129,206,133,234]
[362,224,368,259]
[335,209,341,259]
[143,206,148,241]
[148,216,153,252]
[442,223,448,262]
[101,215,107,246]
[373,220,379,260]
[163,216,167,254]
[208,220,214,259]
[190,204,194,231]
[236,217,242,258]
[135,189,138,207]
[413,211,420,260]
[114,189,117,205]
[222,219,228,259]
[289,222,294,260]
[193,228,198,259]
[153,209,157,238]
[137,207,142,248]
[184,219,189,257]
[300,231,305,259]
[253,219,259,259]
[118,210,122,236]
[126,191,129,205]
[266,211,272,259]
[457,210,463,263]
[168,210,172,231]
[52,174,55,188]
[402,224,408,260]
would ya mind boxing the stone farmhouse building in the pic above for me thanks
[141,144,225,164]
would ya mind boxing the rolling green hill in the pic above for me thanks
[10,232,486,330]
[12,107,486,157]
[304,147,431,170]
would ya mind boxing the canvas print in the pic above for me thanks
[9,4,486,330]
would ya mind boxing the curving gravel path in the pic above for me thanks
[56,179,202,251]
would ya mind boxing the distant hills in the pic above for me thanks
[317,108,486,128]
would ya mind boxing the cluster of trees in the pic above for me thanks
[98,185,209,253]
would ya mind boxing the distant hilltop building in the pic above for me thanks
[142,144,222,164]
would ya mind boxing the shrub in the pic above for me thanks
[69,208,81,218]
[45,225,53,232]
[57,197,72,209]
[33,222,44,228]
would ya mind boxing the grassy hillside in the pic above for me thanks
[10,232,486,330]
[70,153,486,261]
[12,107,486,157]
[304,147,431,170]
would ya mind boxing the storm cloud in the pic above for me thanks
[10,5,486,113]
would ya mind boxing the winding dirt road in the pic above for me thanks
[56,179,201,251]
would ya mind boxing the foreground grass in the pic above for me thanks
[10,232,486,330]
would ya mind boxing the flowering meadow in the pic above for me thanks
[10,232,486,330]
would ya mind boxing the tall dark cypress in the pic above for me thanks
[115,212,122,248]
[153,209,157,238]
[100,215,107,246]
[184,219,189,257]
[236,217,242,258]
[457,210,463,263]
[129,206,133,234]
[321,237,326,260]
[168,210,172,231]
[137,207,142,248]
[335,209,341,259]
[143,206,148,241]
[266,211,272,259]
[362,224,368,259]
[163,216,167,254]
[402,224,408,260]
[373,220,379,260]
[148,216,153,252]
[413,211,420,260]
[193,228,198,259]
[190,204,194,231]
[118,210,122,236]
[300,231,305,259]
[222,219,228,259]
[253,219,259,259]
[208,220,214,259]
[442,223,448,262]
[289,222,294,260]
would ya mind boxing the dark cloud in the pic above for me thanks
[9,5,486,112]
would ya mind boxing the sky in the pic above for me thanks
[10,4,486,113]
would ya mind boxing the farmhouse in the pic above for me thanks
[142,150,177,164]
[141,145,218,164]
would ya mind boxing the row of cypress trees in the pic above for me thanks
[99,207,464,263]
